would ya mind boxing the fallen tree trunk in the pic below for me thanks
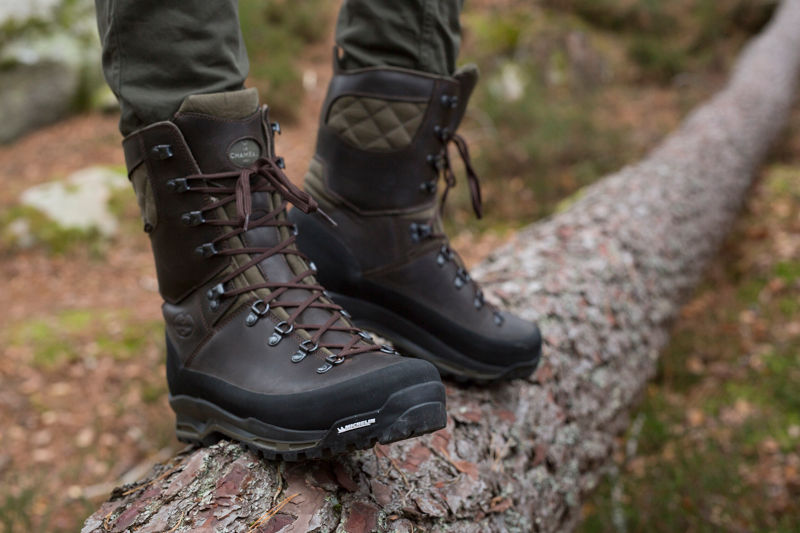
[83,2,800,532]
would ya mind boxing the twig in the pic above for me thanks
[247,492,300,533]
[166,510,186,533]
[374,445,409,488]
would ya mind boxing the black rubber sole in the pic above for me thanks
[330,292,539,384]
[170,380,446,461]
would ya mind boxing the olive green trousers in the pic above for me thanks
[95,0,464,136]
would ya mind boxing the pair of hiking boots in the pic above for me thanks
[124,63,541,460]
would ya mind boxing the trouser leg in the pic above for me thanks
[94,0,249,136]
[335,0,465,76]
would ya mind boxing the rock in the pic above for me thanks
[0,60,81,143]
[20,166,128,237]
[0,0,104,143]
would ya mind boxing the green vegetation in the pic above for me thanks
[0,480,39,533]
[1,0,104,113]
[4,309,162,369]
[455,0,776,229]
[0,205,103,255]
[239,0,334,122]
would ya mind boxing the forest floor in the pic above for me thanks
[0,1,798,532]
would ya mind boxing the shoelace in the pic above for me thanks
[440,132,483,221]
[178,157,386,367]
[418,131,504,326]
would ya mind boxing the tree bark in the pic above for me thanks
[83,2,800,532]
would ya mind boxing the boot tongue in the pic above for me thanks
[174,91,354,350]
[173,89,288,280]
[177,87,260,119]
[173,88,269,174]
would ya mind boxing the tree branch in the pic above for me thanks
[82,2,800,531]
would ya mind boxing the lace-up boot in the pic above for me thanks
[290,66,541,382]
[123,88,445,460]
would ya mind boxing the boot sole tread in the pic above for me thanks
[171,380,446,461]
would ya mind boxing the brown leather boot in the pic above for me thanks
[290,65,541,383]
[123,89,445,460]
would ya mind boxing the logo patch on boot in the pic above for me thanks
[172,312,195,338]
[227,138,262,168]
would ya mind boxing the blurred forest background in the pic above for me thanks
[0,0,798,531]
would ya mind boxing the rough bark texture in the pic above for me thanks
[83,3,800,532]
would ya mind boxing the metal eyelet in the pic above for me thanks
[440,94,459,109]
[358,331,372,341]
[454,268,469,290]
[151,144,173,160]
[245,299,270,327]
[437,246,451,267]
[409,222,432,243]
[268,321,294,346]
[317,353,345,373]
[291,339,319,363]
[316,362,333,374]
[207,283,225,300]
[275,156,286,169]
[325,353,345,365]
[340,309,352,319]
[180,211,205,226]
[379,344,397,354]
[419,180,437,194]
[275,321,294,335]
[207,283,225,311]
[426,153,445,171]
[434,125,451,141]
[309,261,317,272]
[195,243,218,258]
[271,121,282,135]
[166,178,190,193]
[474,291,484,310]
[493,312,505,327]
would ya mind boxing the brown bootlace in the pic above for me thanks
[419,131,504,325]
[181,157,387,363]
[440,132,483,221]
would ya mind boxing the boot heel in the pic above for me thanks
[174,413,222,447]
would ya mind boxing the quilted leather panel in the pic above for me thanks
[326,96,428,152]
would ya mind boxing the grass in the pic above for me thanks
[4,309,163,369]
[0,481,38,533]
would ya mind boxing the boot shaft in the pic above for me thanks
[307,64,478,215]
[122,94,281,304]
